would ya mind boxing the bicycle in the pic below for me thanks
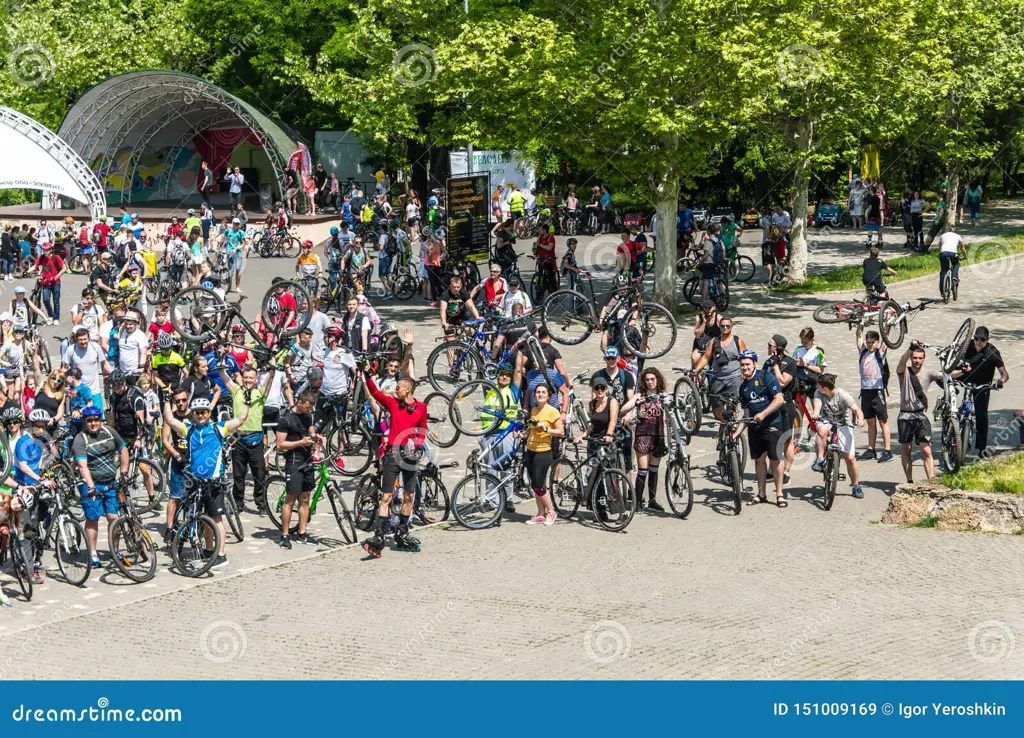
[661,396,695,519]
[812,289,886,329]
[450,416,532,530]
[123,444,167,516]
[169,474,221,577]
[530,254,559,303]
[389,248,420,301]
[513,212,540,240]
[265,455,359,543]
[682,264,730,311]
[727,253,756,283]
[29,482,91,586]
[425,318,553,393]
[254,228,301,258]
[818,423,856,511]
[107,478,158,583]
[0,514,33,601]
[541,273,677,359]
[948,380,1001,470]
[709,394,747,515]
[548,432,636,532]
[877,297,943,349]
[352,457,455,533]
[670,366,711,436]
[940,256,962,304]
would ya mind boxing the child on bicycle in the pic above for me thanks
[861,245,896,302]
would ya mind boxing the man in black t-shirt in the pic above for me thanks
[275,390,322,548]
[861,246,896,298]
[284,167,299,213]
[763,334,798,483]
[313,164,328,211]
[590,346,637,471]
[956,326,1009,456]
[439,275,479,335]
[90,252,118,298]
[107,370,156,503]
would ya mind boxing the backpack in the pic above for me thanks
[795,346,826,394]
[170,241,188,266]
[860,345,890,392]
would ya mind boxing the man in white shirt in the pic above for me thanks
[524,188,537,214]
[501,278,532,317]
[937,225,967,297]
[62,326,112,410]
[314,326,356,428]
[70,287,106,342]
[116,312,150,378]
[770,204,792,233]
[305,297,332,357]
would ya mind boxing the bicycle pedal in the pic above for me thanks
[838,474,847,481]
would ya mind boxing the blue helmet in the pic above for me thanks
[82,406,103,419]
[200,280,214,290]
[738,350,759,363]
[330,226,339,235]
[427,196,438,207]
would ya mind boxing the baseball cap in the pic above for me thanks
[604,346,619,358]
[592,376,609,389]
[13,286,24,294]
[974,326,990,341]
[771,334,788,350]
[231,218,240,224]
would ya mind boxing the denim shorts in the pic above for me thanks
[168,469,184,500]
[79,481,118,520]
[229,252,244,272]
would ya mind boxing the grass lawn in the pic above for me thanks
[943,451,1024,494]
[778,233,1024,293]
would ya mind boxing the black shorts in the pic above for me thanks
[761,245,776,266]
[710,378,740,409]
[780,401,797,437]
[285,464,315,496]
[748,422,783,461]
[898,416,931,445]
[860,389,888,421]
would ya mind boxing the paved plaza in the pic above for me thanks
[0,206,1022,679]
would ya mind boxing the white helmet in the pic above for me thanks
[28,408,51,423]
[189,398,211,412]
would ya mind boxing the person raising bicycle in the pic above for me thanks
[735,350,786,508]
[810,373,866,499]
[358,361,428,557]
[597,274,635,353]
[693,315,746,424]
[161,396,249,571]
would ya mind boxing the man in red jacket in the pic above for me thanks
[358,363,428,558]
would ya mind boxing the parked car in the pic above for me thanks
[709,206,736,226]
[741,208,761,229]
[813,201,844,227]
[691,207,708,230]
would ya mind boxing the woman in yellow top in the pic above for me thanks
[523,384,564,526]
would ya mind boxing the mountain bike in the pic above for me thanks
[670,366,710,437]
[389,248,419,301]
[728,254,756,283]
[940,256,962,304]
[949,380,1001,469]
[548,433,636,532]
[876,297,942,349]
[0,518,33,601]
[819,423,855,511]
[107,478,158,583]
[425,318,552,392]
[352,457,455,533]
[30,483,91,586]
[541,273,677,359]
[530,254,559,303]
[513,212,540,240]
[124,445,166,516]
[170,279,312,344]
[450,418,530,529]
[662,396,695,519]
[812,289,886,328]
[682,265,730,311]
[265,456,359,543]
[254,228,301,258]
[710,394,747,515]
[169,474,221,577]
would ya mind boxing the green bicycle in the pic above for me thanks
[264,456,358,543]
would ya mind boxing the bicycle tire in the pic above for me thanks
[52,461,83,521]
[946,318,975,373]
[729,450,743,515]
[0,431,13,486]
[171,514,220,577]
[671,376,703,436]
[540,290,596,346]
[620,302,677,359]
[424,391,460,448]
[327,483,358,543]
[550,458,583,519]
[426,341,484,392]
[451,469,505,529]
[55,516,91,586]
[353,475,381,532]
[261,280,312,339]
[665,458,694,519]
[959,416,973,467]
[941,271,952,304]
[952,276,959,302]
[224,493,244,542]
[813,303,848,324]
[591,468,635,532]
[823,450,838,511]
[9,532,32,600]
[392,274,418,301]
[682,274,701,305]
[128,459,165,515]
[878,300,905,349]
[109,516,157,583]
[566,218,578,236]
[144,277,162,305]
[264,476,287,532]
[732,255,755,283]
[170,286,227,340]
[513,219,532,240]
[281,237,301,258]
[449,379,504,436]
[67,252,85,275]
[415,474,450,525]
[37,339,52,375]
[327,424,373,477]
[530,271,545,303]
[712,278,730,312]
[941,413,962,473]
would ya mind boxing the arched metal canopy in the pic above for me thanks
[58,70,300,206]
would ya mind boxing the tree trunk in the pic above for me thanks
[652,137,679,313]
[788,115,814,283]
[945,168,959,230]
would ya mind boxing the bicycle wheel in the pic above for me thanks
[711,278,730,312]
[67,252,85,275]
[732,255,755,283]
[591,468,635,532]
[878,300,906,349]
[392,274,418,301]
[664,457,694,519]
[170,286,227,340]
[946,318,975,373]
[565,218,578,236]
[941,271,952,304]
[224,493,244,542]
[52,462,83,522]
[424,391,460,448]
[0,431,12,486]
[448,379,503,436]
[959,417,973,467]
[672,376,703,436]
[264,476,287,532]
[327,483,358,543]
[541,290,596,346]
[55,516,91,586]
[415,474,450,525]
[353,475,380,532]
[36,340,52,375]
[451,469,505,529]
[128,459,165,515]
[620,302,677,359]
[682,274,701,306]
[940,414,962,473]
[109,516,157,583]
[550,458,583,519]
[426,341,484,392]
[144,277,162,305]
[812,303,848,324]
[262,280,312,339]
[171,514,220,577]
[952,276,959,302]
[822,450,838,511]
[729,450,743,515]
[281,236,301,258]
[9,533,32,601]
[327,424,373,477]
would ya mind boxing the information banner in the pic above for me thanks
[446,173,490,259]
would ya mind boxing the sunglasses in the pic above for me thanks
[174,398,189,404]
[593,386,607,392]
[721,324,733,329]
[193,409,210,415]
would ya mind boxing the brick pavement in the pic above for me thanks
[0,207,1022,679]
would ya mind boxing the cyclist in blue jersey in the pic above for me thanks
[205,343,240,418]
[736,350,787,508]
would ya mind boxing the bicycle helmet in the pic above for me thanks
[200,279,215,290]
[615,274,629,288]
[496,362,514,376]
[1,407,23,423]
[157,332,174,350]
[271,276,285,286]
[82,406,103,419]
[325,325,345,340]
[738,349,759,363]
[307,367,324,383]
[187,208,196,215]
[108,369,126,386]
[377,321,397,337]
[28,408,51,423]
[427,196,438,207]
[302,239,314,248]
[330,226,339,236]
[264,296,281,316]
[190,397,212,412]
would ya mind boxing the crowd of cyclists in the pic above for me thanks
[0,175,1014,605]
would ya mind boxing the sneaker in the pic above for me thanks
[858,449,877,461]
[783,472,791,486]
[89,554,101,568]
[647,499,665,512]
[878,450,894,463]
[0,595,11,607]
[279,535,292,549]
[811,458,824,473]
[504,500,516,514]
[525,515,546,525]
[543,513,557,526]
[211,555,228,570]
[428,301,438,307]
[295,532,318,545]
[851,484,864,499]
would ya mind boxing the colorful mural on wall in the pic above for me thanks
[91,146,200,204]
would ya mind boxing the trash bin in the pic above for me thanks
[259,183,273,212]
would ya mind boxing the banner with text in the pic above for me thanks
[446,174,490,261]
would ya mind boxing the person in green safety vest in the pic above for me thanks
[480,364,521,513]
[508,185,526,222]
